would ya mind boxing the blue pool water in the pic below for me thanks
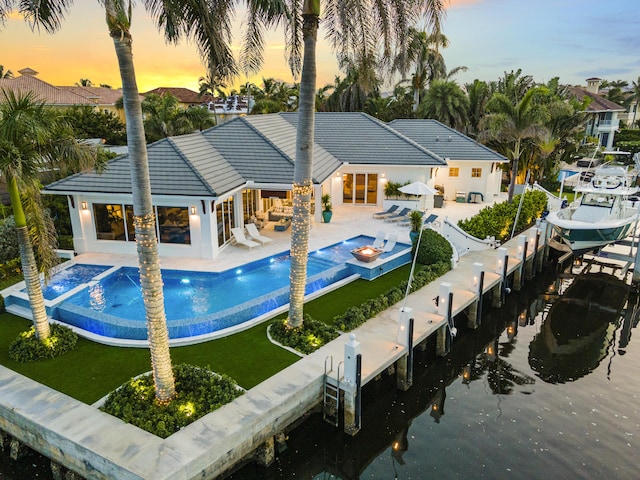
[22,264,111,300]
[53,235,410,341]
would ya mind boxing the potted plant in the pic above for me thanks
[321,194,333,223]
[409,210,423,242]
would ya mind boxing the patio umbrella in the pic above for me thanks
[399,181,439,196]
[399,181,438,209]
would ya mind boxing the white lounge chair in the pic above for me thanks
[372,231,386,249]
[246,223,274,245]
[382,233,398,252]
[231,227,260,250]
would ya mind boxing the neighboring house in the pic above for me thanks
[568,78,626,150]
[0,67,95,106]
[142,87,213,108]
[43,112,504,260]
[58,85,130,122]
[389,119,508,202]
[0,67,132,123]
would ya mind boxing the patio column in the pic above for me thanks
[313,184,322,223]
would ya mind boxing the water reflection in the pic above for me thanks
[231,269,559,480]
[528,272,630,384]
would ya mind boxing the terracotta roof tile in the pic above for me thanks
[143,87,213,104]
[0,69,95,106]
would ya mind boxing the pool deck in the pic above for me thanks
[71,199,499,273]
[1,196,548,480]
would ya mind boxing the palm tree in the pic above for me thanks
[281,0,446,328]
[480,86,550,202]
[465,79,491,137]
[0,64,13,79]
[4,0,283,403]
[418,79,469,130]
[76,78,93,87]
[0,90,96,341]
[626,76,640,128]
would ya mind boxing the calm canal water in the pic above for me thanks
[2,261,640,480]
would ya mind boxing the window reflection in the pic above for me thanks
[93,204,126,241]
[157,206,191,244]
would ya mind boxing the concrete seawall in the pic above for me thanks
[0,223,551,479]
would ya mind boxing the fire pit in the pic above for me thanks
[351,245,384,263]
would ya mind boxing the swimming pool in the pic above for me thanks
[22,264,112,300]
[50,235,411,342]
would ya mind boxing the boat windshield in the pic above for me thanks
[580,193,615,208]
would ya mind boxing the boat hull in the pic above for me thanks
[549,220,635,252]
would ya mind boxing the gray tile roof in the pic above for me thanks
[44,113,455,198]
[280,112,447,166]
[45,137,220,197]
[245,115,342,184]
[201,117,296,184]
[389,119,508,162]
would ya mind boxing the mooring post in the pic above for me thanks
[525,228,537,280]
[539,218,551,264]
[514,235,527,291]
[493,247,509,307]
[467,263,485,328]
[344,334,362,435]
[436,282,454,356]
[396,308,414,391]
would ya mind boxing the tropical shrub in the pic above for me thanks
[335,261,451,332]
[384,180,402,199]
[8,323,78,362]
[0,216,19,263]
[269,315,340,354]
[414,229,453,265]
[101,364,243,438]
[0,258,23,290]
[458,190,547,242]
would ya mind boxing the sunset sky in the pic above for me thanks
[1,0,638,94]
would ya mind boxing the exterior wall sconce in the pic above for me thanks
[81,201,88,210]
[190,205,196,215]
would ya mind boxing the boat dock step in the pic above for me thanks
[323,356,343,427]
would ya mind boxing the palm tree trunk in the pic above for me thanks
[287,6,318,328]
[110,24,175,402]
[8,176,50,340]
[508,156,518,202]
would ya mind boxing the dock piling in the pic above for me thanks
[467,263,485,329]
[396,308,414,391]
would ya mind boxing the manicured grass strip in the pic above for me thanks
[0,264,414,404]
[0,314,299,404]
[278,264,415,325]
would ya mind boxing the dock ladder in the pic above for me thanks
[323,356,342,427]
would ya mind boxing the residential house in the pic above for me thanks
[142,87,213,109]
[43,112,505,260]
[389,119,507,202]
[568,78,626,150]
[0,67,96,106]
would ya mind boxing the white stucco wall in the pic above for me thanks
[432,160,503,202]
[68,194,218,260]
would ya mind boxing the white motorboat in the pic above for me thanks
[546,164,640,253]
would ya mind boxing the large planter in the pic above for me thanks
[322,211,333,223]
[409,230,419,243]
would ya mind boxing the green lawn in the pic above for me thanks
[0,264,414,404]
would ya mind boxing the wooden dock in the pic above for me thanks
[0,224,551,479]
